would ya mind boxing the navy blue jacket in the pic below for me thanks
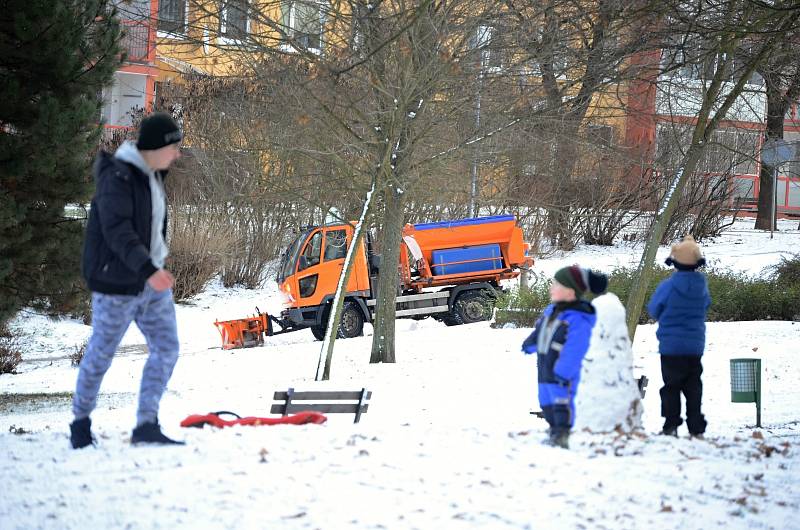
[522,301,597,384]
[647,271,711,355]
[81,151,165,295]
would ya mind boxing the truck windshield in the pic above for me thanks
[277,231,309,283]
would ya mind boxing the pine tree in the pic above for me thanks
[0,0,121,327]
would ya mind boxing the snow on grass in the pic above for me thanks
[0,220,798,529]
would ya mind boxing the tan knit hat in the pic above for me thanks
[669,235,703,267]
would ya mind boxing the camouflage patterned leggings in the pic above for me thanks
[72,285,180,426]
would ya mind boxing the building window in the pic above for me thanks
[720,46,764,86]
[469,25,503,71]
[220,0,248,40]
[158,0,187,34]
[787,178,800,208]
[660,31,722,81]
[662,39,764,86]
[785,143,800,180]
[732,177,755,203]
[785,103,797,121]
[655,123,758,175]
[281,0,324,51]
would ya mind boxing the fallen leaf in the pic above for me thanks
[752,431,764,440]
[759,444,776,458]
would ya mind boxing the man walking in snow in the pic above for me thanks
[647,235,712,439]
[522,265,608,449]
[70,112,184,448]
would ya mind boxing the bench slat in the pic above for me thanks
[271,403,370,414]
[273,391,372,401]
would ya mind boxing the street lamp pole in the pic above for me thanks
[771,162,778,239]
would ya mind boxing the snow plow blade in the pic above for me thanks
[214,309,270,350]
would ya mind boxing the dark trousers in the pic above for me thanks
[538,382,577,435]
[660,355,707,435]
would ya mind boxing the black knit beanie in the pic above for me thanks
[136,112,182,150]
[554,265,608,298]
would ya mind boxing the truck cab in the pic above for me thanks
[276,223,373,338]
[273,215,532,340]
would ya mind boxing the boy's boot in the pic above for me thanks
[549,430,570,449]
[70,417,95,449]
[661,426,678,437]
[131,421,185,445]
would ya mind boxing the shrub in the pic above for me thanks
[495,265,799,327]
[70,342,87,367]
[46,279,92,325]
[706,268,799,321]
[168,213,233,301]
[495,272,551,327]
[220,203,295,289]
[768,254,800,289]
[0,333,22,374]
[606,266,671,323]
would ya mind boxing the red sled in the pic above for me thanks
[180,410,327,428]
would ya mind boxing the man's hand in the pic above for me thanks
[147,269,175,291]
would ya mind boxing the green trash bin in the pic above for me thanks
[730,358,761,427]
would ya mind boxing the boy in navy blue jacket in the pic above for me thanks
[522,266,608,448]
[648,235,712,438]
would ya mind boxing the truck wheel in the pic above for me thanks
[450,290,494,325]
[310,302,365,340]
[310,324,327,341]
[338,301,365,338]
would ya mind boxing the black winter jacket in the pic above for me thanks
[81,151,166,295]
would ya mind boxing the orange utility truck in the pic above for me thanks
[215,215,533,349]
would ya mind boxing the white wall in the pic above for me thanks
[101,72,148,127]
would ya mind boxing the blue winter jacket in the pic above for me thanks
[647,271,711,355]
[522,301,597,384]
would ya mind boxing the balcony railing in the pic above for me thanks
[120,20,153,63]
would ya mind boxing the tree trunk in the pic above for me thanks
[369,185,405,364]
[624,147,704,339]
[316,179,377,381]
[754,75,787,230]
[623,9,797,339]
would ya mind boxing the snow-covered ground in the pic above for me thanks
[1,218,798,530]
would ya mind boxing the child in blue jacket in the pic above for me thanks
[647,235,712,438]
[522,266,608,448]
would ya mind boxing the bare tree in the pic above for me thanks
[752,39,800,230]
[624,0,800,338]
[491,0,663,249]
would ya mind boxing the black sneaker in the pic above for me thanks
[70,417,95,449]
[661,427,678,437]
[131,421,185,445]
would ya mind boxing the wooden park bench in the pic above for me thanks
[271,388,372,423]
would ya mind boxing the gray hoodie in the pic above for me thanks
[114,141,169,269]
